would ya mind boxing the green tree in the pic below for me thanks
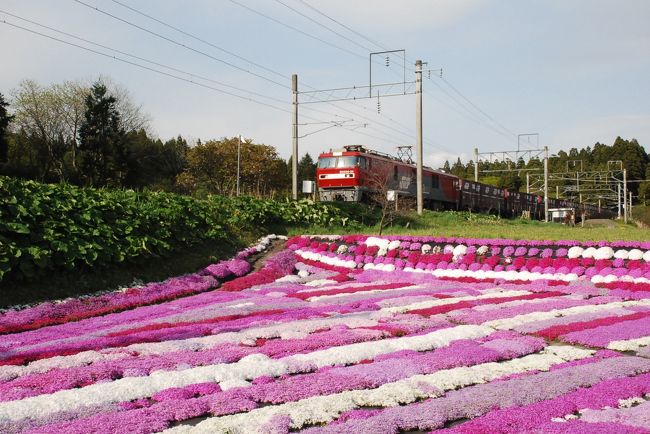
[78,82,127,187]
[177,137,289,197]
[0,92,13,163]
[613,137,649,194]
[9,80,68,180]
[298,153,316,182]
[451,157,465,177]
[639,181,650,206]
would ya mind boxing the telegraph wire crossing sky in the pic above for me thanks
[0,0,648,168]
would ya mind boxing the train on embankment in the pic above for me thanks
[316,145,614,221]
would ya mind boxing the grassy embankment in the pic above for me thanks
[288,207,649,242]
[634,206,650,228]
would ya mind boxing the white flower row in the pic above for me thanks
[607,335,650,352]
[360,239,650,262]
[162,345,593,434]
[483,300,650,330]
[297,249,650,285]
[0,313,380,382]
[304,235,650,262]
[0,324,493,422]
[381,289,531,314]
[303,279,338,287]
[296,250,356,268]
[285,324,492,370]
[570,246,650,261]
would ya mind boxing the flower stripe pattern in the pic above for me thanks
[0,234,650,433]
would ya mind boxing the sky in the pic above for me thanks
[1,0,649,168]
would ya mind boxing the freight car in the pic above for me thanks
[317,146,615,221]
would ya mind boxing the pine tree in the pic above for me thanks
[298,153,316,182]
[78,82,127,186]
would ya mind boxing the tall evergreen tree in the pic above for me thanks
[451,157,465,177]
[78,82,126,186]
[0,92,13,163]
[298,153,317,182]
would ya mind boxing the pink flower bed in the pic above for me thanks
[0,234,649,433]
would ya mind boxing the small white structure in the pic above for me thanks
[548,207,575,223]
[302,180,315,194]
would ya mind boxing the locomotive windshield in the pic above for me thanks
[318,156,365,168]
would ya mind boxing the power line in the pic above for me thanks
[276,1,516,141]
[110,0,289,83]
[0,12,433,152]
[226,0,450,150]
[80,0,427,147]
[13,1,443,153]
[295,0,386,51]
[72,0,290,89]
[0,18,300,116]
[289,1,518,141]
[439,76,517,137]
[423,83,513,140]
[272,0,374,52]
[227,0,365,60]
[0,9,290,107]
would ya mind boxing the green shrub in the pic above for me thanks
[0,177,358,282]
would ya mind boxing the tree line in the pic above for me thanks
[0,78,317,198]
[443,137,650,205]
[1,77,647,204]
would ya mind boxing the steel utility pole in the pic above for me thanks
[617,182,621,218]
[292,74,299,200]
[623,169,628,223]
[474,148,479,182]
[415,59,423,215]
[630,192,633,220]
[544,146,549,222]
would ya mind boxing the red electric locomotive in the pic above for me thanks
[316,145,458,209]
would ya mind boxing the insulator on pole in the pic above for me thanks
[385,56,390,67]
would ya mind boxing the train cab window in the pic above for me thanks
[393,166,398,181]
[318,157,336,168]
[336,156,360,168]
[357,157,367,169]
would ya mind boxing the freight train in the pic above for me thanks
[317,145,613,220]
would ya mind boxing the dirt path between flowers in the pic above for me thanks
[250,238,288,272]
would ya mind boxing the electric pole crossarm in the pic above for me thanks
[299,81,416,105]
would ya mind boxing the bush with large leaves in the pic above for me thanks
[0,177,354,283]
